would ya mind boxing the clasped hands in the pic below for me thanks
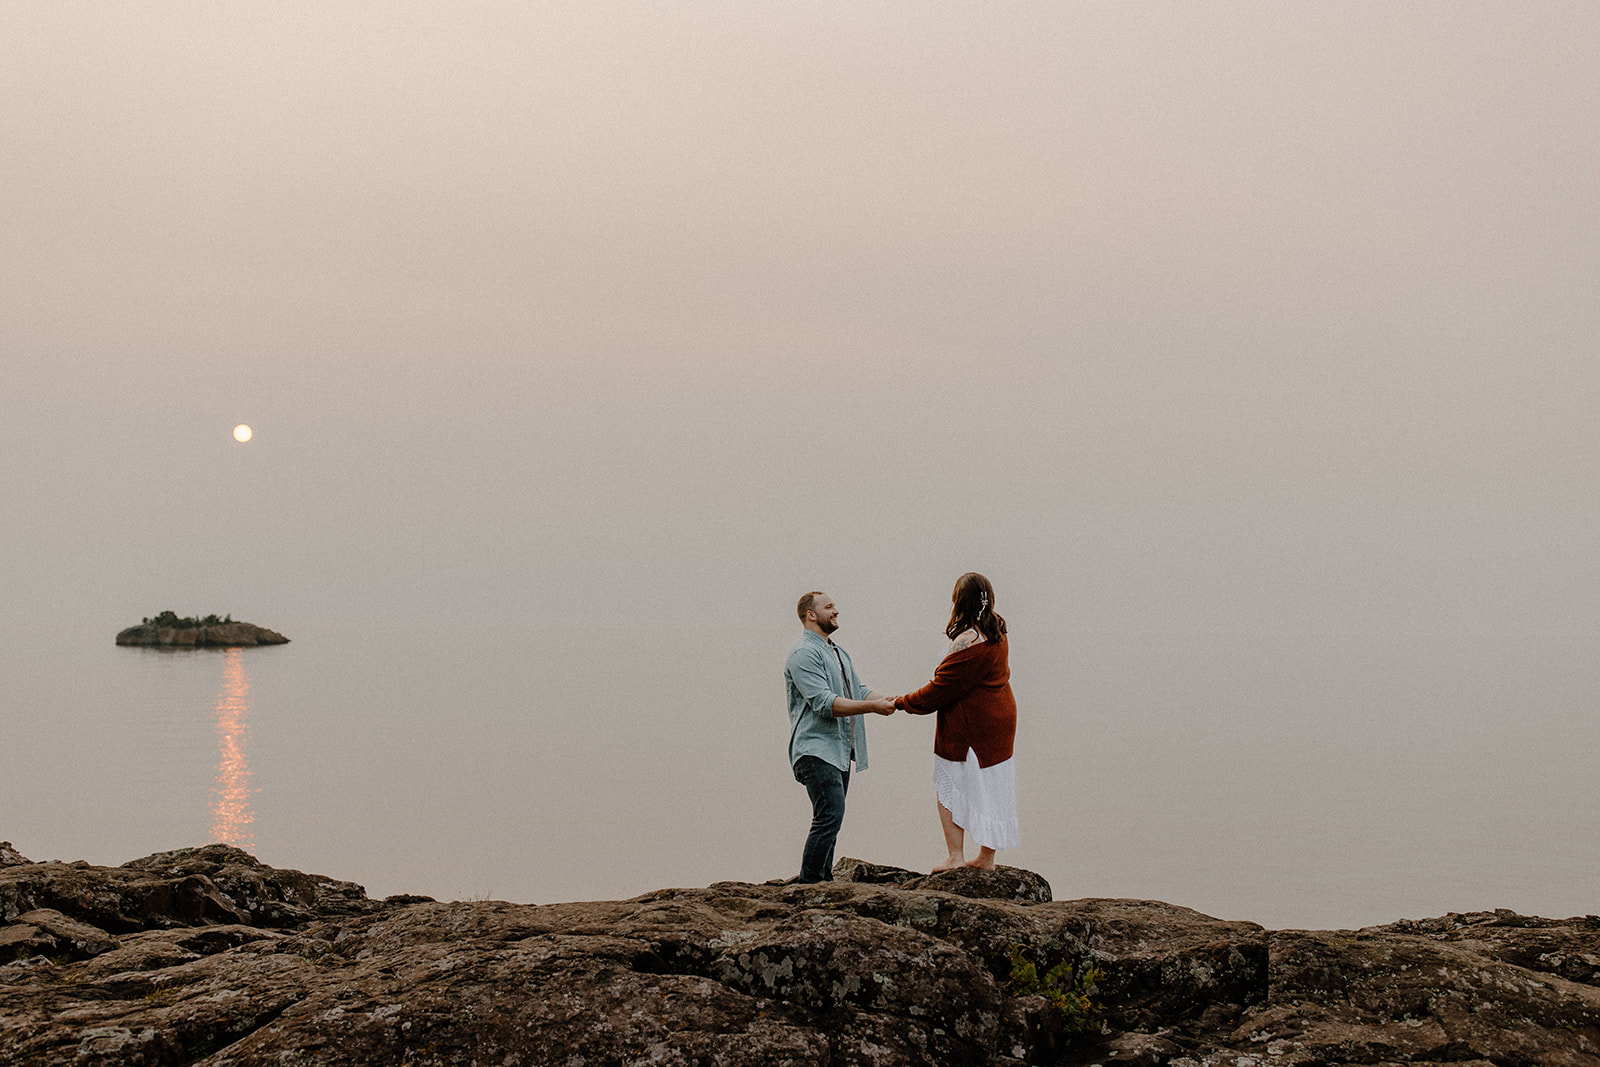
[870,696,898,716]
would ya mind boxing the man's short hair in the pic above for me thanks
[797,591,828,622]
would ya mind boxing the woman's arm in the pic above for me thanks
[895,648,983,715]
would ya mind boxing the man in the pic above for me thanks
[784,591,895,883]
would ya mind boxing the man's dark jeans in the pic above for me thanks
[793,754,850,883]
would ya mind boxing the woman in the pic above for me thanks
[894,572,1019,871]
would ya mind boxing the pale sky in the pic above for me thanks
[4,2,1598,635]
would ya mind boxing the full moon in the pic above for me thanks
[233,424,253,443]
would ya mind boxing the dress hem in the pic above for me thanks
[934,750,1019,852]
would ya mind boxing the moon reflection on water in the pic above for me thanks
[211,648,255,849]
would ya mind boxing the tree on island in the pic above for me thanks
[141,611,235,629]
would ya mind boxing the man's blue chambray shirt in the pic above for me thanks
[785,630,871,773]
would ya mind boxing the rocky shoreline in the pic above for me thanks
[2,843,1597,1065]
[114,623,289,648]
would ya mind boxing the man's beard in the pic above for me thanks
[818,618,839,635]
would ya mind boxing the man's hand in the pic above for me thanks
[871,697,896,715]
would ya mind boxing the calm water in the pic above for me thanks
[4,619,1596,930]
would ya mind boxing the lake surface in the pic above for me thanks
[4,619,1596,930]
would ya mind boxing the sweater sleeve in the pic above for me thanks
[895,645,984,716]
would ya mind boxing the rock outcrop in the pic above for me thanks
[2,844,1598,1065]
[115,623,289,648]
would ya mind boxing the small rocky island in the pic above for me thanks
[116,612,289,648]
[2,844,1598,1065]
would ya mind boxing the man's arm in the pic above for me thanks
[832,694,895,717]
[842,649,893,716]
[788,645,894,717]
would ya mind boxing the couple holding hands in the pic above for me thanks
[783,572,1019,884]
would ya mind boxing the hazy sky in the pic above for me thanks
[5,2,1598,635]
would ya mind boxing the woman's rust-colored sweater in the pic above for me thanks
[895,635,1017,767]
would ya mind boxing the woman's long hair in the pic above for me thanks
[945,572,1007,644]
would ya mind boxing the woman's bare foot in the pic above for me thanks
[963,847,997,871]
[935,801,965,874]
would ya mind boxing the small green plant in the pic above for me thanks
[1009,945,1104,1036]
